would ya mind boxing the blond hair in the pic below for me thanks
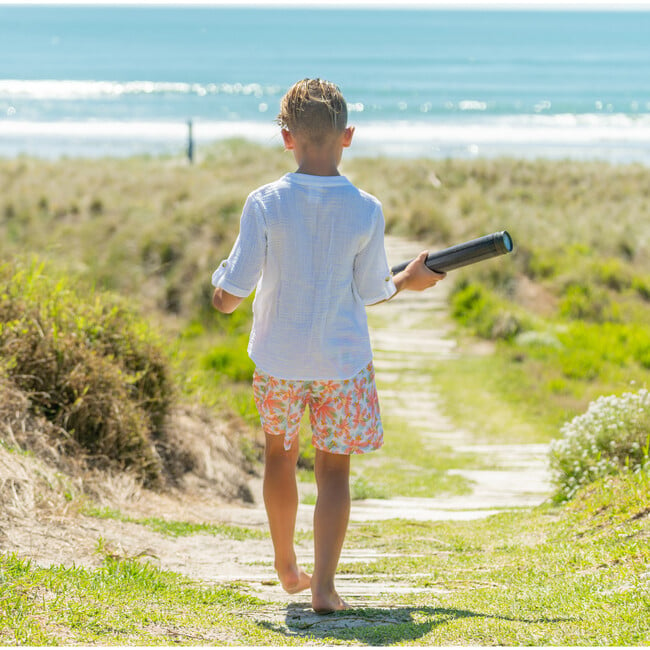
[277,78,347,144]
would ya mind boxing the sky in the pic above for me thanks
[2,0,650,7]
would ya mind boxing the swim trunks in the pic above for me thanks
[252,362,384,455]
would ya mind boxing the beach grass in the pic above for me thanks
[2,139,650,479]
[1,142,650,645]
[0,141,286,324]
[83,504,267,541]
[337,473,650,646]
[0,552,277,646]
[349,153,650,439]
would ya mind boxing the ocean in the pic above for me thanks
[1,6,650,163]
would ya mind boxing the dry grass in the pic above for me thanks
[2,146,649,325]
[0,261,171,486]
[0,141,289,324]
[0,258,258,505]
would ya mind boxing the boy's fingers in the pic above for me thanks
[418,251,446,280]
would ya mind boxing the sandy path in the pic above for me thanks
[365,235,551,520]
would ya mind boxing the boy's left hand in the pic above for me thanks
[212,287,244,313]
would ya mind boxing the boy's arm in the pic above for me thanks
[212,287,243,314]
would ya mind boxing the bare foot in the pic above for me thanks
[277,565,311,594]
[311,589,349,614]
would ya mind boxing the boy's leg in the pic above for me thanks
[311,448,351,613]
[263,432,311,594]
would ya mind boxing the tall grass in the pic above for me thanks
[0,258,173,485]
[364,156,650,430]
[0,141,288,325]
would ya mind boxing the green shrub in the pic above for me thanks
[632,275,650,301]
[591,257,633,292]
[556,322,650,374]
[0,259,173,485]
[450,281,522,340]
[549,388,650,502]
[559,283,620,322]
[557,348,602,381]
[201,335,254,383]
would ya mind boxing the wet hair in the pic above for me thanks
[277,78,347,144]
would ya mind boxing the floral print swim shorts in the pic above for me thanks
[252,362,384,455]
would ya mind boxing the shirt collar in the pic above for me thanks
[284,172,352,187]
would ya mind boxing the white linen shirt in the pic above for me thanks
[211,172,397,380]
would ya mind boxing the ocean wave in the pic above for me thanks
[356,114,650,144]
[3,115,650,141]
[2,116,650,164]
[0,79,283,99]
[0,119,279,141]
[3,80,650,119]
[3,113,650,134]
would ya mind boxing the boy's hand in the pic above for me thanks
[212,287,243,314]
[394,250,446,293]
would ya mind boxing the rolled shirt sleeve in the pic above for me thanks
[211,194,266,297]
[353,205,397,305]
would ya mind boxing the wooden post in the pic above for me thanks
[187,119,194,164]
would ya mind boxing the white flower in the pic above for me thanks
[550,389,650,500]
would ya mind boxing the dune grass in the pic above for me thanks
[348,153,650,433]
[3,143,649,437]
[336,472,650,646]
[0,258,174,485]
[4,143,648,422]
[0,553,277,646]
[83,504,267,541]
[1,141,286,328]
[2,140,649,485]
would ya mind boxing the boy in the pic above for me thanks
[212,78,445,613]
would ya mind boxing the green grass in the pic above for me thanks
[355,154,650,441]
[352,414,480,498]
[170,310,260,426]
[294,407,477,500]
[0,554,280,645]
[331,472,650,646]
[429,350,594,444]
[0,141,289,326]
[2,144,650,644]
[84,505,267,541]
[3,472,647,645]
[432,322,650,445]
